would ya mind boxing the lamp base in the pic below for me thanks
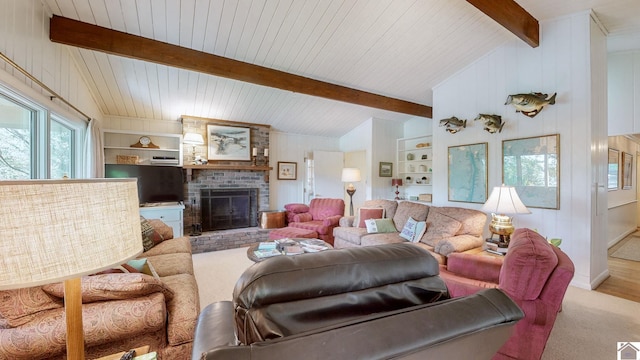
[346,188,356,216]
[488,213,514,245]
[394,185,400,200]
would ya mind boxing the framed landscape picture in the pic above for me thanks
[379,162,393,177]
[207,124,251,161]
[608,148,619,190]
[278,162,297,180]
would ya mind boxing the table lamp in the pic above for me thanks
[183,132,205,164]
[341,168,361,216]
[0,179,143,360]
[391,178,403,200]
[480,184,531,245]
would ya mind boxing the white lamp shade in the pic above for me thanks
[183,132,205,145]
[480,185,531,215]
[341,168,361,183]
[0,179,143,290]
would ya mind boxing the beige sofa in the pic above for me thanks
[333,199,487,264]
[0,220,200,360]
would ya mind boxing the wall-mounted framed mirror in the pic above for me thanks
[502,134,559,209]
[608,148,619,190]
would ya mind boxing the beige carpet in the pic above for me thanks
[193,247,640,359]
[611,236,640,261]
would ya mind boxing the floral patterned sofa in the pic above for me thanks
[0,219,200,360]
[333,199,487,264]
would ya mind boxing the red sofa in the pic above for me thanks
[439,228,575,360]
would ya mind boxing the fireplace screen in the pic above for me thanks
[201,188,258,231]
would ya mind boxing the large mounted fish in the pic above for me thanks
[438,116,466,134]
[505,92,556,118]
[474,114,504,134]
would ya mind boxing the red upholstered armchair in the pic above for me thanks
[439,228,575,360]
[287,198,345,245]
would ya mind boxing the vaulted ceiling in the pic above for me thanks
[43,0,640,137]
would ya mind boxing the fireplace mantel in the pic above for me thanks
[184,164,273,181]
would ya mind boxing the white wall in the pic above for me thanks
[0,0,101,122]
[432,12,608,289]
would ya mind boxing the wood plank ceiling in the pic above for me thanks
[42,0,640,137]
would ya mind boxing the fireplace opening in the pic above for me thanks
[200,188,258,231]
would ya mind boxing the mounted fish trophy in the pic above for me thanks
[438,116,466,134]
[474,114,504,134]
[505,92,556,118]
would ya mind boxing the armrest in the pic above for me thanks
[434,234,484,256]
[291,212,312,223]
[322,214,342,226]
[445,253,503,283]
[192,301,239,360]
[339,216,355,227]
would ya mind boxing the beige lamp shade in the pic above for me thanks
[183,132,205,145]
[341,168,361,183]
[480,185,531,215]
[0,178,143,290]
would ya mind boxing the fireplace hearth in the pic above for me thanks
[200,188,258,231]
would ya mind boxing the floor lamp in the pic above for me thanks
[0,179,143,360]
[342,168,361,216]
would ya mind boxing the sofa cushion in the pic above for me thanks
[42,273,174,303]
[332,226,368,246]
[399,217,419,241]
[357,207,385,227]
[0,286,62,328]
[393,201,429,232]
[354,199,398,226]
[161,274,200,346]
[420,211,463,246]
[145,253,195,277]
[143,236,192,257]
[360,233,406,247]
[365,218,398,234]
[435,207,486,236]
[148,218,173,241]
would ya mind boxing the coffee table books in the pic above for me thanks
[283,245,305,255]
[253,248,282,259]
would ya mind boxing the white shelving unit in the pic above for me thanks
[397,135,433,202]
[103,129,183,166]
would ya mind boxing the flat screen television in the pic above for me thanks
[105,164,184,205]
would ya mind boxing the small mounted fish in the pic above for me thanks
[474,114,504,134]
[505,92,556,118]
[439,116,467,134]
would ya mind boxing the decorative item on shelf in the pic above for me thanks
[421,154,428,160]
[0,179,143,360]
[130,135,159,148]
[406,153,415,160]
[422,176,429,184]
[264,148,269,165]
[419,164,427,172]
[416,142,430,148]
[405,176,412,184]
[391,178,403,200]
[116,154,139,164]
[480,185,531,247]
[474,114,505,134]
[439,116,467,134]
[505,92,556,118]
[418,193,432,202]
[183,132,205,165]
[342,168,361,216]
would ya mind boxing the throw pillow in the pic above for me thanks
[147,219,172,242]
[364,218,397,233]
[42,273,173,303]
[140,216,156,252]
[412,221,428,243]
[399,217,419,241]
[420,211,463,246]
[126,258,160,280]
[357,207,385,228]
[0,286,63,328]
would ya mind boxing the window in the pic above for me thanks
[0,87,84,179]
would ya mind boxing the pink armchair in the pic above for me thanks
[439,228,575,360]
[287,198,345,245]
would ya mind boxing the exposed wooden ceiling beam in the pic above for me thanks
[49,15,432,119]
[466,0,539,48]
